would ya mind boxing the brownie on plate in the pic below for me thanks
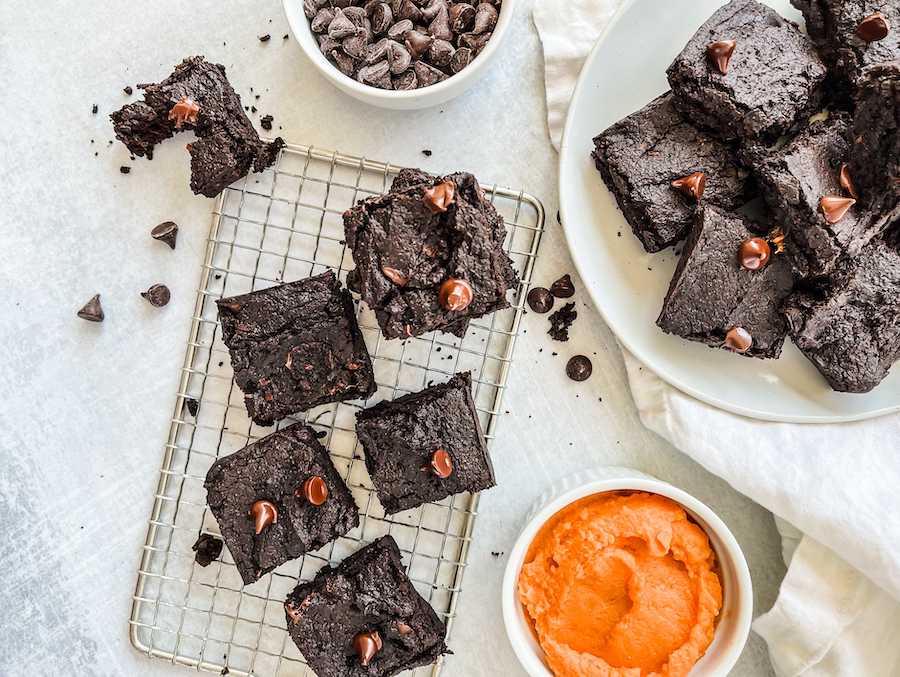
[204,422,359,586]
[666,0,827,145]
[355,372,495,514]
[791,0,900,106]
[752,113,876,277]
[782,238,900,393]
[343,168,518,340]
[283,535,448,677]
[657,204,796,358]
[111,56,284,197]
[591,93,755,253]
[216,270,376,427]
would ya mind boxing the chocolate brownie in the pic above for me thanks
[110,56,284,197]
[216,270,376,427]
[355,372,494,514]
[848,61,900,229]
[782,238,900,392]
[752,113,877,276]
[792,0,900,106]
[343,168,518,339]
[666,0,827,145]
[204,422,360,585]
[657,204,796,359]
[284,535,448,677]
[591,93,755,253]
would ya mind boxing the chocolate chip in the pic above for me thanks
[527,287,554,313]
[260,115,274,131]
[120,166,131,174]
[429,6,454,41]
[671,172,706,199]
[422,0,447,21]
[141,284,171,307]
[723,326,752,353]
[259,34,271,42]
[344,28,370,59]
[397,0,422,22]
[438,278,473,311]
[312,7,335,32]
[366,37,390,63]
[387,40,412,73]
[186,398,200,416]
[192,533,223,567]
[819,195,855,225]
[423,181,456,213]
[548,302,576,341]
[353,632,383,666]
[123,86,133,95]
[358,61,393,88]
[737,237,770,270]
[856,13,890,42]
[449,47,473,73]
[393,70,418,89]
[566,355,592,381]
[550,274,575,298]
[449,3,475,31]
[382,266,408,286]
[427,39,455,67]
[422,149,433,156]
[405,30,434,59]
[414,60,448,86]
[372,3,393,33]
[151,221,178,249]
[707,40,736,74]
[387,18,413,40]
[296,476,328,505]
[249,500,278,534]
[839,163,858,200]
[458,30,491,55]
[77,294,105,322]
[329,8,357,38]
[473,3,497,34]
[421,449,453,477]
[92,104,98,114]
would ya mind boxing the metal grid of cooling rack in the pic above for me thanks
[129,142,545,677]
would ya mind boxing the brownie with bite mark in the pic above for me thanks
[782,238,900,393]
[204,422,360,586]
[666,0,827,145]
[591,92,755,253]
[343,168,518,340]
[216,270,376,427]
[657,204,796,358]
[283,535,448,677]
[355,372,495,514]
[752,113,877,277]
[110,56,284,197]
[791,0,900,106]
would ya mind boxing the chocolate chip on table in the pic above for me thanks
[123,86,133,95]
[192,533,223,567]
[549,274,575,298]
[548,302,577,341]
[77,294,105,322]
[141,284,171,307]
[151,221,179,249]
[120,166,131,174]
[422,149,432,156]
[566,355,593,381]
[260,115,274,131]
[527,287,554,314]
[186,398,200,417]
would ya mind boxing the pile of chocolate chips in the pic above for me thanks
[305,0,501,89]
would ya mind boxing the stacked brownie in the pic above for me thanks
[592,0,900,393]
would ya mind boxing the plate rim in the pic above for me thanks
[557,0,900,424]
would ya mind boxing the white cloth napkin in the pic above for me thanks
[533,1,900,675]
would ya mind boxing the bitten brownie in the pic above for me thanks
[343,169,518,339]
[355,372,495,514]
[657,204,796,359]
[752,113,876,277]
[204,422,359,586]
[791,0,900,106]
[666,0,827,144]
[782,238,900,393]
[284,535,448,677]
[110,56,284,197]
[216,270,376,427]
[592,92,755,252]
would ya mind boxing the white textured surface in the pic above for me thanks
[0,0,784,675]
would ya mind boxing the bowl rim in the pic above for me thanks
[282,0,515,100]
[501,467,754,677]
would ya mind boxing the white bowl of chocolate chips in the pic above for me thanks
[283,0,513,109]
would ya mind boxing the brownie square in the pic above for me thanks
[110,56,284,197]
[792,0,900,106]
[343,168,519,339]
[284,535,448,677]
[657,204,796,358]
[753,113,878,277]
[216,270,376,427]
[355,372,495,514]
[782,238,900,392]
[592,92,755,253]
[204,422,360,586]
[666,0,827,144]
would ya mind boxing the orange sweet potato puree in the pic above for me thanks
[517,492,722,677]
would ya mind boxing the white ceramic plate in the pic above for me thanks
[559,0,900,423]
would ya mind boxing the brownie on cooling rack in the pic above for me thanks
[216,270,376,427]
[204,422,359,586]
[591,92,756,253]
[284,535,448,677]
[110,55,284,197]
[657,204,796,359]
[355,372,495,515]
[783,238,900,393]
[666,0,826,145]
[343,168,519,340]
[752,113,877,277]
[792,0,900,106]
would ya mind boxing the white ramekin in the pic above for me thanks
[502,465,753,677]
[282,0,514,109]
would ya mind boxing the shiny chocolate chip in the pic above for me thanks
[707,40,736,74]
[671,172,706,199]
[723,326,752,353]
[397,620,413,635]
[839,163,858,200]
[296,476,328,505]
[819,195,855,225]
[169,96,200,129]
[550,274,575,298]
[527,287,554,313]
[566,355,592,381]
[856,13,890,42]
[77,293,105,322]
[353,631,383,665]
[249,500,278,534]
[151,221,178,249]
[422,449,453,478]
[737,237,770,271]
[423,181,456,213]
[141,284,171,307]
[382,266,408,286]
[438,278,473,311]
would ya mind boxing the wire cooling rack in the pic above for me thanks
[129,142,545,677]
